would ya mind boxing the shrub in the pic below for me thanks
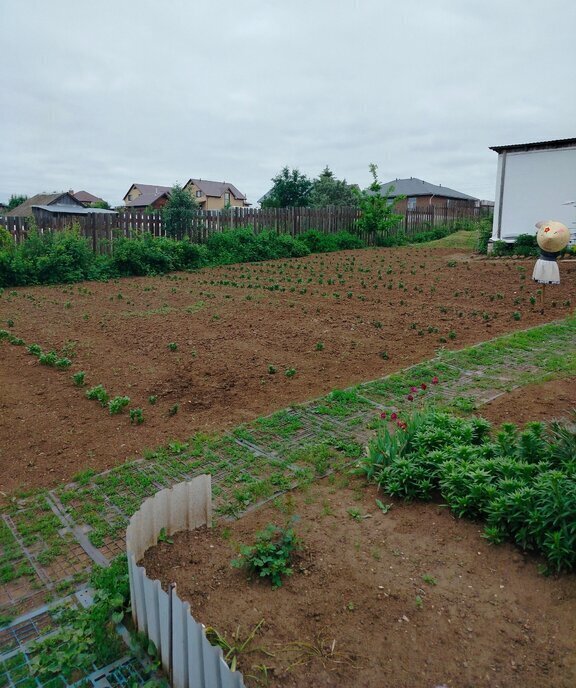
[476,218,494,254]
[108,396,130,415]
[361,409,575,572]
[231,523,301,588]
[86,384,109,407]
[299,229,364,253]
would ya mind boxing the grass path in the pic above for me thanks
[0,315,574,685]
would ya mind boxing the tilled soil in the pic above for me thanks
[1,247,574,495]
[142,478,576,688]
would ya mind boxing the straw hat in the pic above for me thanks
[535,220,570,252]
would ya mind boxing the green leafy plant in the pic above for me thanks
[108,396,130,415]
[130,408,144,424]
[284,367,297,378]
[86,384,109,407]
[232,522,301,588]
[72,371,86,386]
[167,342,178,351]
[168,403,179,416]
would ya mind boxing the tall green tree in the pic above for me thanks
[356,164,404,236]
[310,166,359,207]
[261,167,313,208]
[162,184,198,238]
[7,194,28,210]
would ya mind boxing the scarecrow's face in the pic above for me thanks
[536,222,570,251]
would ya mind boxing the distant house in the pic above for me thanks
[123,184,172,210]
[375,178,478,212]
[5,192,116,223]
[71,190,106,207]
[183,178,248,210]
[490,137,576,243]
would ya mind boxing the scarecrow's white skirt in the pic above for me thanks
[532,259,560,284]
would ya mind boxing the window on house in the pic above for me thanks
[407,197,417,210]
[196,190,202,198]
[224,192,231,204]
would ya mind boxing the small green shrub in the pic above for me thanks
[39,351,58,367]
[232,523,300,588]
[108,396,130,415]
[130,408,144,424]
[361,409,575,572]
[27,343,42,356]
[72,371,86,386]
[86,384,109,407]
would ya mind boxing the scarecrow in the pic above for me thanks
[532,220,570,312]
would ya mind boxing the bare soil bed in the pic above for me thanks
[142,476,576,688]
[1,247,574,494]
[478,377,575,426]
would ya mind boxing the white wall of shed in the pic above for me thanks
[491,146,576,241]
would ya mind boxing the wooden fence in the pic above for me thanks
[0,205,488,252]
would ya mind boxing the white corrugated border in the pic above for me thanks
[126,475,245,688]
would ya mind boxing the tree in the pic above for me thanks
[90,200,111,210]
[162,184,198,238]
[7,194,28,210]
[356,164,404,236]
[310,166,359,208]
[261,167,313,208]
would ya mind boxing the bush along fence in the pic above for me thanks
[126,474,246,688]
[0,204,489,250]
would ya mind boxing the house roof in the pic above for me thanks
[6,192,82,217]
[124,184,172,207]
[72,190,105,205]
[123,183,172,205]
[186,178,246,200]
[377,178,478,201]
[490,137,576,154]
[32,205,117,215]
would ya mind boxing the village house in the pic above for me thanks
[183,178,249,210]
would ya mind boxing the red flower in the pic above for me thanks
[432,376,439,384]
[407,394,414,401]
[410,386,418,393]
[421,383,427,390]
[390,412,398,420]
[380,412,387,419]
[397,420,407,430]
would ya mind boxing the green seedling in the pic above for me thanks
[27,343,42,356]
[86,384,109,407]
[375,499,392,514]
[268,365,277,374]
[157,527,173,545]
[148,395,157,405]
[284,367,297,378]
[72,371,86,386]
[168,403,179,416]
[167,342,178,351]
[108,396,130,415]
[232,522,300,588]
[39,351,58,366]
[422,574,437,585]
[130,408,144,424]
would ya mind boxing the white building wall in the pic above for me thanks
[492,145,576,241]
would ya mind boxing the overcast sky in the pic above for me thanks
[1,0,575,207]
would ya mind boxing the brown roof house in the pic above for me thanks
[375,177,478,212]
[183,178,249,210]
[71,190,107,207]
[6,192,117,223]
[123,184,172,210]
